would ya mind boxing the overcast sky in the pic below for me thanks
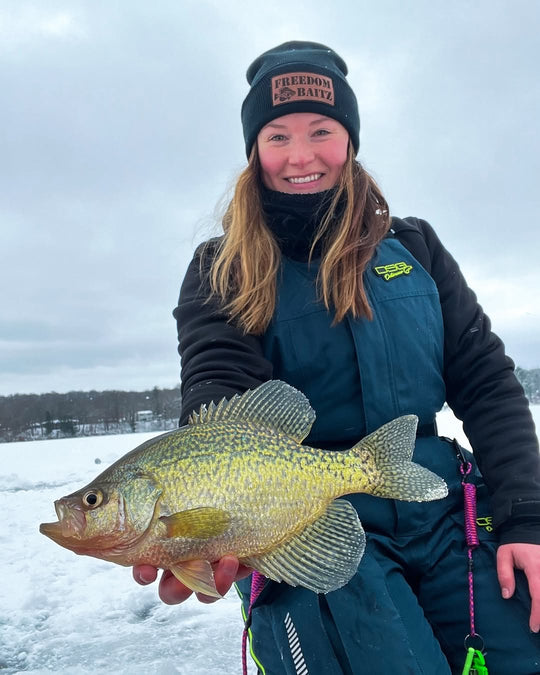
[1,0,539,397]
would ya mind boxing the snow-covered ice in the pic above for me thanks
[1,407,538,674]
[1,432,252,674]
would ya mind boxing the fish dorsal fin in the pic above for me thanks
[159,507,230,539]
[242,499,365,594]
[188,380,315,443]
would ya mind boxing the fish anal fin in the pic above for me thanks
[159,507,230,539]
[243,499,365,594]
[170,559,222,598]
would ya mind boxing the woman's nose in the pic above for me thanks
[287,139,315,166]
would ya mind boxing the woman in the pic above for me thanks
[134,42,540,674]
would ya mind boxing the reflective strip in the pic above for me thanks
[284,612,309,674]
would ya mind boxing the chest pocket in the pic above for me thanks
[354,239,445,432]
[263,239,445,445]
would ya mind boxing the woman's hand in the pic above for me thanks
[133,556,253,605]
[497,543,540,633]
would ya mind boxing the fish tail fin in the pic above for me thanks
[348,415,448,501]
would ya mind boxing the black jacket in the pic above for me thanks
[173,216,540,545]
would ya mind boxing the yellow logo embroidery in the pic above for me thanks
[373,261,413,281]
[476,516,493,532]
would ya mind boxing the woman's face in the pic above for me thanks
[257,113,349,194]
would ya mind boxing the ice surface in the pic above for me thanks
[1,432,252,674]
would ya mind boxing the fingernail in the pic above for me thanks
[531,625,540,634]
[502,588,510,599]
[139,571,153,584]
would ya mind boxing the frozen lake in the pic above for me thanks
[1,406,538,673]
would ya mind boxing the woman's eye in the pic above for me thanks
[313,129,330,136]
[269,134,287,142]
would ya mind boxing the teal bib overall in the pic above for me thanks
[238,239,537,675]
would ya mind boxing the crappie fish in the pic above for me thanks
[40,380,447,596]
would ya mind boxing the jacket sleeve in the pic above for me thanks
[173,241,273,426]
[409,218,540,545]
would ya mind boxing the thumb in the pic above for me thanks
[497,544,516,599]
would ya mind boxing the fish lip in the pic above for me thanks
[39,520,64,538]
[38,519,118,557]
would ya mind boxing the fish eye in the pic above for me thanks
[82,490,104,509]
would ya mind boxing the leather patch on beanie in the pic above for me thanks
[271,72,335,106]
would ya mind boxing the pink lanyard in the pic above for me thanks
[242,571,267,675]
[460,453,489,674]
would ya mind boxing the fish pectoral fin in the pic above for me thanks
[243,499,365,594]
[159,507,230,539]
[170,559,222,598]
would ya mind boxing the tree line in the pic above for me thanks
[515,367,540,405]
[0,368,538,443]
[0,386,182,443]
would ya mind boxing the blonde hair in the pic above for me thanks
[206,143,390,335]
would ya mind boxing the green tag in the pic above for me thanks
[461,647,488,675]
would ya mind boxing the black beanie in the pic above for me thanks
[241,41,360,158]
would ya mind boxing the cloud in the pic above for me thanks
[0,4,87,47]
[1,0,539,396]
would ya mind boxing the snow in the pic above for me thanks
[1,407,538,674]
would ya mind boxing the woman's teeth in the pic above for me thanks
[287,173,322,184]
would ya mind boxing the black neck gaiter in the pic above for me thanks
[260,186,343,261]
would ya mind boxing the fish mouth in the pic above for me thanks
[39,498,103,554]
[39,517,118,557]
[39,520,86,552]
[40,499,87,541]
